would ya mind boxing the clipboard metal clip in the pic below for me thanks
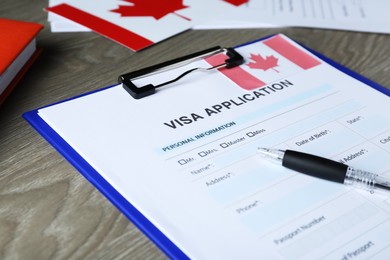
[119,46,244,99]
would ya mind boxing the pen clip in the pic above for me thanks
[118,46,244,99]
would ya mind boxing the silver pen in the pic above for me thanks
[257,148,390,195]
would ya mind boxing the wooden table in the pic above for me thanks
[1,1,389,259]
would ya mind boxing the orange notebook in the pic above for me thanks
[0,18,43,106]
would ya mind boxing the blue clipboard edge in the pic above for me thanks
[23,34,390,260]
[301,45,390,96]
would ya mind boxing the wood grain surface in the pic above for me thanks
[1,1,389,259]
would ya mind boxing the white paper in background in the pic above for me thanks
[36,35,390,259]
[195,0,390,34]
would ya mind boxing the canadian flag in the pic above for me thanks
[205,34,321,90]
[47,0,238,51]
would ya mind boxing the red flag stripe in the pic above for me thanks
[263,35,321,69]
[46,4,154,51]
[205,53,266,90]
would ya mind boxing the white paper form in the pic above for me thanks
[195,0,390,34]
[36,35,390,259]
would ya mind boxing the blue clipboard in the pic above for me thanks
[23,35,390,259]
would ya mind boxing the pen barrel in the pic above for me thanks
[345,167,390,194]
[283,150,347,183]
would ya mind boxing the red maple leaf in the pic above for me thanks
[224,0,249,6]
[247,53,279,73]
[110,0,190,21]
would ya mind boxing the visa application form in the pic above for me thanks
[36,34,390,259]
